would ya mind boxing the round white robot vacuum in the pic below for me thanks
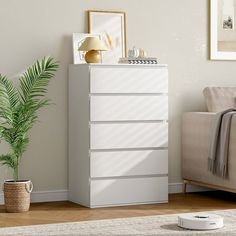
[178,213,224,230]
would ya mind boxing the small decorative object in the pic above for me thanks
[128,46,140,58]
[178,213,224,230]
[78,37,107,63]
[88,10,127,63]
[128,46,148,58]
[0,57,58,212]
[138,48,147,58]
[72,33,102,64]
[210,0,236,60]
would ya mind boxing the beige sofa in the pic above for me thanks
[182,87,236,193]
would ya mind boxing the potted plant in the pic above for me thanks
[0,57,58,212]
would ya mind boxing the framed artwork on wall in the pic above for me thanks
[88,10,127,64]
[72,33,102,64]
[210,0,236,60]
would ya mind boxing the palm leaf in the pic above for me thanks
[19,57,58,103]
[0,154,16,169]
[0,75,15,124]
[0,75,19,108]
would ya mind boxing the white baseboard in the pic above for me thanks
[168,182,211,194]
[30,190,68,203]
[0,183,210,205]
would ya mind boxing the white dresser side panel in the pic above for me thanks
[91,123,168,149]
[90,65,168,93]
[90,150,168,178]
[90,95,168,121]
[69,65,90,206]
[90,177,168,207]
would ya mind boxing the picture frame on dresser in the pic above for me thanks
[88,10,127,63]
[72,33,102,64]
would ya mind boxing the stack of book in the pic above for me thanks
[118,57,158,64]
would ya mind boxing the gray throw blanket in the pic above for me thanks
[208,108,236,178]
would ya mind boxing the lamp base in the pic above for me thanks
[85,50,101,63]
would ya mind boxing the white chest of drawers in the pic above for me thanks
[69,64,168,208]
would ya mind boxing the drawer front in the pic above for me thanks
[90,66,168,93]
[90,95,168,121]
[90,123,168,149]
[90,177,168,207]
[90,150,168,178]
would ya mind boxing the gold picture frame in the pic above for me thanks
[88,10,127,63]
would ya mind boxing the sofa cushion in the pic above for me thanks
[203,87,236,112]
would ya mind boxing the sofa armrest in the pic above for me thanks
[182,112,215,178]
[182,112,236,189]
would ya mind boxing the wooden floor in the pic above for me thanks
[0,191,235,227]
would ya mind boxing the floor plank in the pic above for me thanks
[0,191,235,227]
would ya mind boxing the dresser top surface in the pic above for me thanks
[69,63,168,68]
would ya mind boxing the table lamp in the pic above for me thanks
[78,37,107,63]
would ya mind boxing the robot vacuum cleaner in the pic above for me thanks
[178,213,224,230]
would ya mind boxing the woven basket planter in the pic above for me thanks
[3,180,33,213]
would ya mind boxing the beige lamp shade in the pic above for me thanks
[78,37,108,51]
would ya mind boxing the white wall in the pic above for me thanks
[0,0,236,193]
